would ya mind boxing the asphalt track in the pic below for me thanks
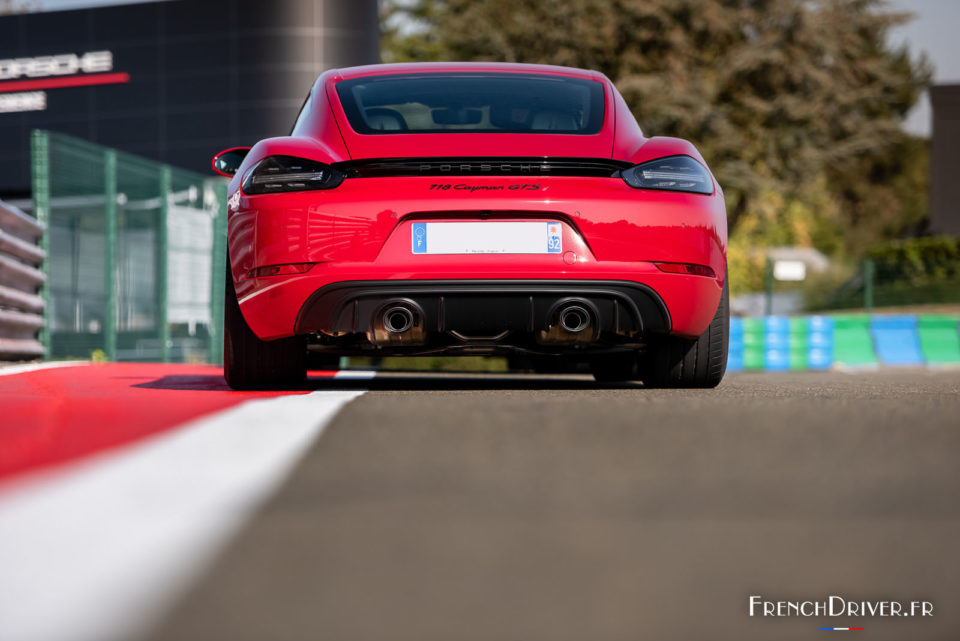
[1,364,959,641]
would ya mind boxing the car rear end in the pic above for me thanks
[224,63,728,387]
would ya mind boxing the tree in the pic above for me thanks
[0,0,31,15]
[382,0,932,280]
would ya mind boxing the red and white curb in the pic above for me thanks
[0,360,87,376]
[0,367,371,641]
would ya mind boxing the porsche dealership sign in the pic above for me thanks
[0,91,45,113]
[0,50,128,113]
[0,0,379,195]
[0,51,114,79]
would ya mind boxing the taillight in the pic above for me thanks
[242,156,345,194]
[620,155,713,194]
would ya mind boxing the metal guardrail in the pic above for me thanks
[0,200,45,360]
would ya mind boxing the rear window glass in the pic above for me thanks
[335,73,605,135]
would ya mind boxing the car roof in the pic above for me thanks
[300,61,634,161]
[329,62,607,82]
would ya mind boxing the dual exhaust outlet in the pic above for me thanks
[368,298,598,347]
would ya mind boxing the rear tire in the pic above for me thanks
[223,260,306,390]
[639,277,729,389]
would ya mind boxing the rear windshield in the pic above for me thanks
[335,73,605,135]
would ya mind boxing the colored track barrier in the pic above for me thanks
[728,318,744,372]
[832,315,878,367]
[725,314,959,372]
[807,316,834,370]
[742,317,765,370]
[788,317,808,370]
[871,316,924,366]
[918,315,960,365]
[763,316,790,371]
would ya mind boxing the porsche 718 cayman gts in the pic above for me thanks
[212,62,728,389]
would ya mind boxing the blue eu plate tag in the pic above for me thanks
[412,222,427,254]
[547,222,562,253]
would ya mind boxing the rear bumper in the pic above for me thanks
[295,279,669,354]
[238,264,722,343]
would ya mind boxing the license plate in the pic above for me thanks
[411,221,562,254]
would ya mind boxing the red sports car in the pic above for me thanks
[212,62,728,389]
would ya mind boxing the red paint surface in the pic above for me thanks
[0,72,131,94]
[0,363,322,481]
[229,177,725,339]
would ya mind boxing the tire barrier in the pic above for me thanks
[0,200,45,360]
[728,314,960,371]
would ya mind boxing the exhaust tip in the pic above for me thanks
[382,306,415,334]
[536,298,598,346]
[559,305,591,333]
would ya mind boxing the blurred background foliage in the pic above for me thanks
[806,236,960,310]
[382,0,933,296]
[0,0,32,14]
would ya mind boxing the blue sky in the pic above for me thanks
[32,0,960,137]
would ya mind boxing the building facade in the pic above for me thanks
[0,0,379,197]
[930,84,960,235]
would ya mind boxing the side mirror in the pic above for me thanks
[211,147,251,177]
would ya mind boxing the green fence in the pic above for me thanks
[30,131,227,363]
